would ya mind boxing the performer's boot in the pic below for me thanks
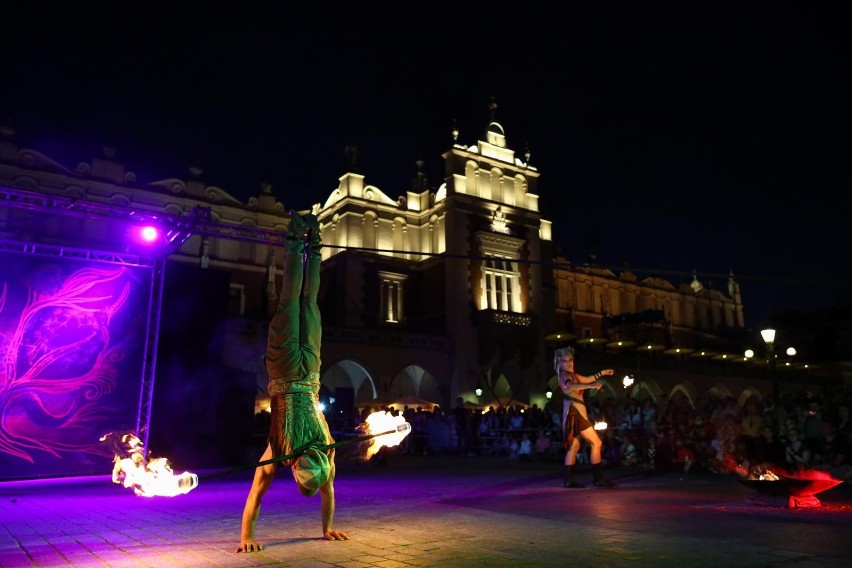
[287,210,311,240]
[592,463,614,487]
[303,213,322,258]
[563,465,585,488]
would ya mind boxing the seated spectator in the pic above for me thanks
[752,425,785,471]
[477,416,491,437]
[837,405,852,443]
[518,432,533,462]
[740,402,764,461]
[654,428,674,471]
[784,428,812,472]
[643,434,657,470]
[813,421,851,480]
[619,434,638,467]
[800,402,824,449]
[675,437,696,473]
[602,428,621,466]
[534,430,553,462]
[641,399,657,438]
[707,426,743,474]
[508,408,525,431]
[507,434,520,461]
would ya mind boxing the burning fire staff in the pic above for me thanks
[237,211,349,552]
[554,346,615,488]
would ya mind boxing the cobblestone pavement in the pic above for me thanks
[1,454,850,567]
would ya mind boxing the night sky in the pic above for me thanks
[2,2,849,329]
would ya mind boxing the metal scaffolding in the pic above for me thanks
[0,184,286,449]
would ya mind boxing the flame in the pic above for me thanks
[593,421,607,431]
[360,411,412,460]
[101,432,197,497]
[622,375,634,388]
[756,470,781,481]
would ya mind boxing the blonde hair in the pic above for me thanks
[553,346,575,373]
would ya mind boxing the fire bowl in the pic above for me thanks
[737,476,843,497]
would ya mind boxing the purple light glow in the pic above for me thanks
[140,226,159,243]
[127,224,163,247]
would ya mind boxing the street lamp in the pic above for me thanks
[745,328,795,400]
[761,328,779,399]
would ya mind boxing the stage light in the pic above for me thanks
[140,226,159,242]
[129,224,163,247]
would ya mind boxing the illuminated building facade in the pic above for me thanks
[0,118,816,437]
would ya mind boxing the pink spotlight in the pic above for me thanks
[138,226,160,244]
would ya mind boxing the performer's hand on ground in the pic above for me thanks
[235,540,263,553]
[323,529,349,541]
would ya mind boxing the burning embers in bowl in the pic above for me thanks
[737,467,843,508]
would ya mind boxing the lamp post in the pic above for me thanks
[761,328,778,400]
[745,329,795,401]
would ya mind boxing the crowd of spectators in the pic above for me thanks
[343,384,852,480]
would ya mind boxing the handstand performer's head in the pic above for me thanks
[292,447,331,497]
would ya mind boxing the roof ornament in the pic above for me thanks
[491,207,510,235]
[690,270,704,294]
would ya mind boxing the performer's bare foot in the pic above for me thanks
[302,213,320,231]
[302,214,322,252]
[235,540,263,553]
[323,530,349,541]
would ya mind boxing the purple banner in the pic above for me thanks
[0,252,149,479]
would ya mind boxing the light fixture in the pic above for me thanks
[760,328,780,399]
[130,224,162,246]
[140,226,159,242]
[545,389,552,399]
[475,387,483,398]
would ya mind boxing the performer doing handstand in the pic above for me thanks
[236,211,348,552]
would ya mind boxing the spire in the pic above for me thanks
[411,156,428,190]
[344,146,360,173]
[489,95,498,123]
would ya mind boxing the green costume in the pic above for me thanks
[265,213,334,496]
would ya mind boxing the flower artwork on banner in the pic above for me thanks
[0,255,147,479]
